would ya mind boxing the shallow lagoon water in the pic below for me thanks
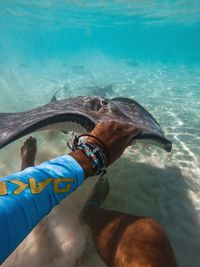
[0,1,200,267]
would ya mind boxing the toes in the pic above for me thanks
[29,136,37,144]
[22,136,37,148]
[27,136,37,146]
[22,137,30,147]
[21,136,37,155]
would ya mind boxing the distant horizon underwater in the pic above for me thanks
[0,1,199,267]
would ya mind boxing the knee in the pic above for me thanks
[136,217,166,239]
[115,217,178,267]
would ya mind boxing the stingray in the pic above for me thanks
[0,96,172,152]
[50,85,114,102]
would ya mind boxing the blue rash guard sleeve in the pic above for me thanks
[0,154,84,264]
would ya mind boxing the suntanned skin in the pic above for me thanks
[21,121,179,267]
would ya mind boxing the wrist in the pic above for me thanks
[69,150,94,179]
[68,134,110,178]
[86,137,110,166]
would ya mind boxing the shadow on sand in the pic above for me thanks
[76,157,200,267]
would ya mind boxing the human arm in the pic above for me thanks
[0,121,139,263]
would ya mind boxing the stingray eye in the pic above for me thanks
[85,99,101,111]
[101,100,108,106]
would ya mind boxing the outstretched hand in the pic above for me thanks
[87,121,140,164]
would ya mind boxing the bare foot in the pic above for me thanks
[80,176,110,223]
[21,136,37,170]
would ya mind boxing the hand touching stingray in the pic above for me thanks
[87,121,140,164]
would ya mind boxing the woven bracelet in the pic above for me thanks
[77,142,107,176]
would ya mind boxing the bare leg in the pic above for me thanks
[81,178,179,267]
[21,136,37,170]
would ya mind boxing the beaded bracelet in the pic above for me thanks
[67,134,109,176]
[77,143,106,175]
[68,134,110,166]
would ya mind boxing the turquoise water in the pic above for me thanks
[0,1,200,267]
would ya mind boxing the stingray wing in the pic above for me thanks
[111,97,172,151]
[0,105,95,150]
